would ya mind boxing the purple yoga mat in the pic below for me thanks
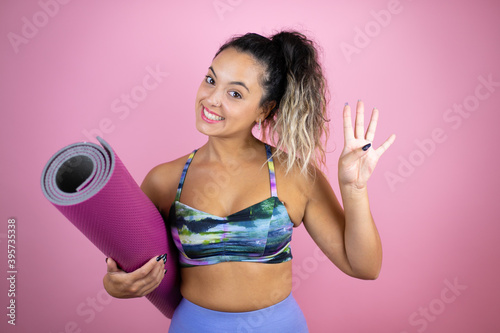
[40,136,181,318]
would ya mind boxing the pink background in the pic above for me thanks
[1,0,499,332]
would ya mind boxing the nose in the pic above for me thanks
[206,87,222,107]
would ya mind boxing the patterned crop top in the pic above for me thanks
[168,144,294,268]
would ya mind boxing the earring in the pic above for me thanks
[258,119,261,131]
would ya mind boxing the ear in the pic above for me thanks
[259,100,276,120]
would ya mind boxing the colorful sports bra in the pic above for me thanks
[168,144,293,267]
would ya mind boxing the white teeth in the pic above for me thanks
[204,108,224,121]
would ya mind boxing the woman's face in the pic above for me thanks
[195,47,268,139]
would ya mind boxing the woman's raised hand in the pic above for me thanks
[338,100,396,190]
[103,255,167,298]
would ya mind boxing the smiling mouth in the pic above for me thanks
[202,107,225,121]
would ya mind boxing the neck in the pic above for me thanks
[200,134,264,163]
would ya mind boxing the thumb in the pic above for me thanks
[342,142,371,165]
[105,257,122,273]
[360,142,372,152]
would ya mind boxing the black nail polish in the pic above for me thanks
[156,253,167,262]
[105,258,108,263]
[362,143,371,151]
[164,269,167,275]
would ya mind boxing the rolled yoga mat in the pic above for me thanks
[40,136,181,319]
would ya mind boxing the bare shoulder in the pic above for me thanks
[270,147,322,192]
[140,153,192,215]
[269,147,322,225]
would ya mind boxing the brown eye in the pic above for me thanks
[205,75,215,85]
[229,91,242,99]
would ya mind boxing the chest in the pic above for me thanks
[176,162,305,226]
[169,196,294,265]
[179,161,272,216]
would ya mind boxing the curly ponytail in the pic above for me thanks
[215,30,329,177]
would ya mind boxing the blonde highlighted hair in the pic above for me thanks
[216,30,330,177]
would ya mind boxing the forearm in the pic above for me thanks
[340,185,382,279]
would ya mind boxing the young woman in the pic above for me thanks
[103,31,396,332]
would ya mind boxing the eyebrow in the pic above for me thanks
[209,66,250,93]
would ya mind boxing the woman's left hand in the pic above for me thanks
[338,100,396,190]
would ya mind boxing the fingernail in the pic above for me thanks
[105,258,108,263]
[156,254,167,262]
[358,99,362,103]
[344,102,348,106]
[362,143,371,151]
[164,269,167,275]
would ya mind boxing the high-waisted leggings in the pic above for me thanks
[168,293,309,332]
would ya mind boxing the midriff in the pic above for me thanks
[179,260,292,312]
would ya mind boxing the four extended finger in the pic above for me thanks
[343,103,354,143]
[375,134,396,157]
[365,108,378,142]
[355,100,365,139]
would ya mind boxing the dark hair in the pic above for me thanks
[215,31,329,176]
